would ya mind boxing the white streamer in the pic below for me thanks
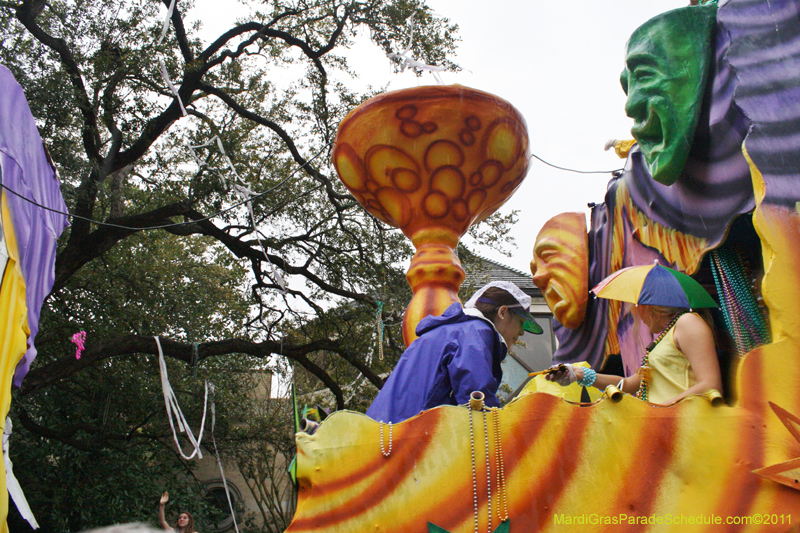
[208,383,240,533]
[155,343,238,531]
[4,418,39,529]
[158,58,187,117]
[183,141,207,169]
[159,0,177,44]
[232,184,288,294]
[215,136,243,185]
[386,15,447,84]
[156,7,291,299]
[189,136,245,190]
[156,336,208,460]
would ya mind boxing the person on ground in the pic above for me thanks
[158,492,196,533]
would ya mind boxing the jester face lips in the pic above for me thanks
[631,107,665,160]
[545,285,566,312]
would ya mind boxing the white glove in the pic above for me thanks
[546,364,577,386]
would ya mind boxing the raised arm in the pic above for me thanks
[159,491,172,531]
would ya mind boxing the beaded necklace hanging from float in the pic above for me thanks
[424,400,509,533]
[710,247,770,356]
[637,311,686,402]
[375,301,385,361]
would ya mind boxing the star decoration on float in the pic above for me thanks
[752,402,800,490]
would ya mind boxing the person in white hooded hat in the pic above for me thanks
[366,281,542,423]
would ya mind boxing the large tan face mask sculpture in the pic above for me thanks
[530,212,588,329]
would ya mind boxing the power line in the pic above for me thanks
[1,144,331,232]
[530,152,623,175]
[4,143,624,232]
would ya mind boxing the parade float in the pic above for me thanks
[285,0,800,531]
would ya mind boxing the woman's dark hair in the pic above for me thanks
[649,305,717,343]
[473,287,519,321]
[175,511,195,533]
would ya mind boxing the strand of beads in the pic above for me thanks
[375,301,385,361]
[710,252,737,348]
[710,248,770,355]
[492,407,508,522]
[637,311,686,402]
[469,408,478,533]
[491,408,500,522]
[483,407,492,533]
[379,421,392,457]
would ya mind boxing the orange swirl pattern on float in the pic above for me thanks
[287,388,799,533]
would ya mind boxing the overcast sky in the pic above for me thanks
[341,0,681,273]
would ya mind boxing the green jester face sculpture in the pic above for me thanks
[620,3,717,185]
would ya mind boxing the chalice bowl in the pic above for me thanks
[332,85,530,345]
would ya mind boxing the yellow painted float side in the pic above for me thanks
[289,390,798,533]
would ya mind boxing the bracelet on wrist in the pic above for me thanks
[578,368,597,387]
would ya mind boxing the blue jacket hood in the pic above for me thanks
[416,302,483,336]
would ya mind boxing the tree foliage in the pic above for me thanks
[0,0,516,529]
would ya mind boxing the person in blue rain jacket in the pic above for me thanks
[367,281,542,423]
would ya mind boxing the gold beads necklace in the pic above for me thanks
[637,311,687,402]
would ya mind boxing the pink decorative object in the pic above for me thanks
[70,331,86,360]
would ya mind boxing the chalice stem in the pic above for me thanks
[402,230,466,345]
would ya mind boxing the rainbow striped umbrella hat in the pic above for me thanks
[591,261,717,309]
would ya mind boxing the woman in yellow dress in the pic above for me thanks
[548,305,722,405]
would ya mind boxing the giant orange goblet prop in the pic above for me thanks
[332,85,530,345]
